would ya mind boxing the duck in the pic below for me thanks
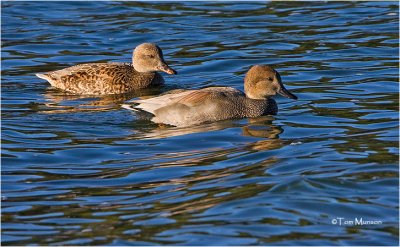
[123,64,297,127]
[36,43,177,95]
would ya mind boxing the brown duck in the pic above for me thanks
[36,43,177,95]
[123,65,297,127]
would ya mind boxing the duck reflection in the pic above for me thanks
[40,87,165,114]
[135,115,284,142]
[241,117,287,151]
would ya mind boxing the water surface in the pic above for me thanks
[1,1,399,245]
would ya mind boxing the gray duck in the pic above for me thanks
[123,64,297,127]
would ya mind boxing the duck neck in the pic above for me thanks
[132,63,155,76]
[243,97,278,117]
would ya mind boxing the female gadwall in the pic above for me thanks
[124,64,297,127]
[36,43,177,95]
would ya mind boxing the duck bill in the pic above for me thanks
[278,87,298,100]
[157,62,177,75]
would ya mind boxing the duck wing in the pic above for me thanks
[176,87,244,106]
[133,89,195,114]
[36,63,133,94]
[131,87,245,127]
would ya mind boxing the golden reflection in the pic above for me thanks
[242,117,286,151]
[144,156,280,216]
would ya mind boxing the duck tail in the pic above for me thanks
[121,104,140,112]
[35,73,50,81]
[36,73,59,87]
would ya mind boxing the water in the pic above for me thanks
[1,1,399,245]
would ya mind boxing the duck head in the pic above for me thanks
[244,64,297,100]
[132,43,177,75]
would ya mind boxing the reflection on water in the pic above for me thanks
[2,1,399,246]
[40,87,164,114]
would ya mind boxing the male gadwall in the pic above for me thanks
[124,65,297,127]
[36,43,177,95]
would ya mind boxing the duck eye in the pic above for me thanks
[267,77,273,81]
[147,55,155,58]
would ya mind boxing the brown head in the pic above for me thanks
[244,64,297,100]
[132,43,177,75]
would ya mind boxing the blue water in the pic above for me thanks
[1,1,399,245]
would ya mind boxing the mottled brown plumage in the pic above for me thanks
[124,65,297,127]
[36,43,177,95]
